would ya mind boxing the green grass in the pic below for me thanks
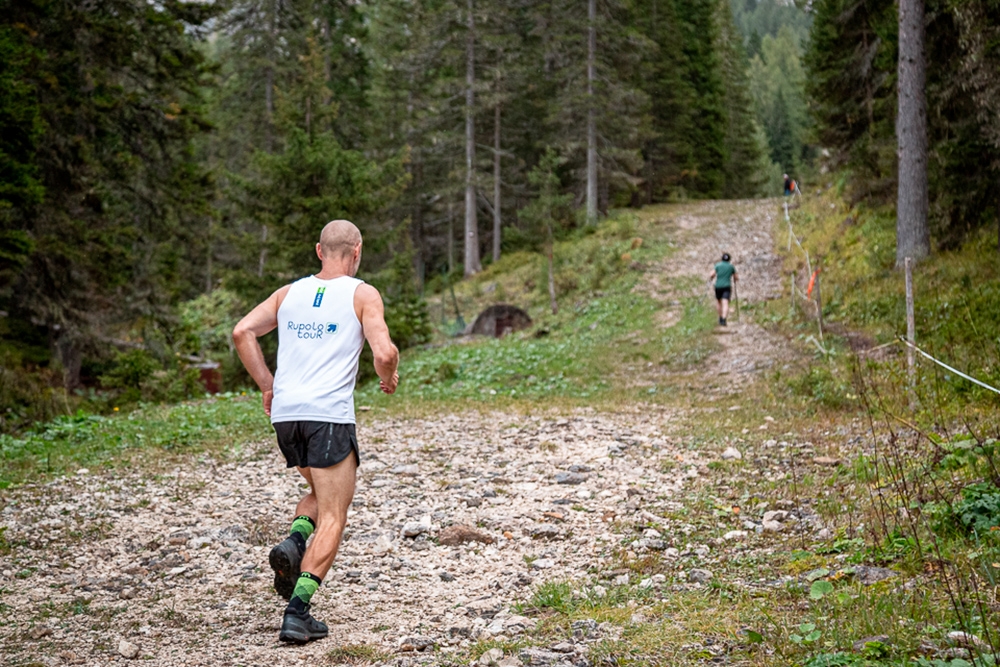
[780,188,1000,413]
[357,208,718,410]
[0,392,271,488]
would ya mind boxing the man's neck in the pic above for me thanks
[315,264,354,280]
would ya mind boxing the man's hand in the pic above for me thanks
[263,389,274,416]
[379,372,399,395]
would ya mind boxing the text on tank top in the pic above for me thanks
[270,275,366,424]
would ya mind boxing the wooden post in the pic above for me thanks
[785,202,792,251]
[815,267,824,343]
[905,257,915,390]
[790,271,796,319]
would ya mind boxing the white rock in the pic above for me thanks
[118,639,140,659]
[372,533,394,554]
[402,515,432,537]
[763,510,788,523]
[479,648,505,666]
[723,530,747,541]
[614,573,629,586]
[639,578,653,589]
[531,558,554,570]
[643,528,661,538]
[762,520,784,532]
[592,585,607,597]
[721,447,743,461]
[651,574,666,584]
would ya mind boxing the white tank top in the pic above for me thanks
[270,275,366,424]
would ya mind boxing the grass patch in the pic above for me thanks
[0,392,271,489]
[325,643,392,664]
[356,208,719,411]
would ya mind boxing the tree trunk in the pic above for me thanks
[205,229,213,294]
[586,0,598,225]
[448,186,455,275]
[896,0,930,265]
[413,152,425,290]
[264,0,276,152]
[464,0,482,277]
[493,102,502,263]
[546,238,558,315]
[258,224,268,278]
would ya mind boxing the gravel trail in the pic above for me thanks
[1,200,798,666]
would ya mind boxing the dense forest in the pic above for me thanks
[1,0,999,432]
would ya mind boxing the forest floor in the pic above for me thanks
[0,200,916,667]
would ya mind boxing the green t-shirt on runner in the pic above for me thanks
[714,261,736,288]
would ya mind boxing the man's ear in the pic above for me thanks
[316,243,324,261]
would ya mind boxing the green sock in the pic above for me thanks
[287,572,321,614]
[289,515,315,546]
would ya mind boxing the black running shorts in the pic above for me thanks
[272,421,360,469]
[715,287,732,301]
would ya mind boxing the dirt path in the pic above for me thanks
[0,200,804,667]
[637,199,792,392]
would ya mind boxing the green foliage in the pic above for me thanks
[98,349,202,407]
[929,482,1000,537]
[99,351,161,398]
[787,363,853,409]
[749,25,810,175]
[178,288,246,359]
[789,622,823,645]
[0,22,44,214]
[805,0,1000,240]
[809,579,835,600]
[365,228,432,353]
[530,581,574,613]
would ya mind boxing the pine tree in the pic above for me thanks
[716,0,769,197]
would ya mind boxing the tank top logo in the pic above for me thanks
[287,321,339,339]
[312,287,326,307]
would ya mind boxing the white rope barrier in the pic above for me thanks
[898,337,1000,396]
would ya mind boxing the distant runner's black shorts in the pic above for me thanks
[272,421,360,469]
[715,287,732,301]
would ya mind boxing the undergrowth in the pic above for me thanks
[0,393,270,489]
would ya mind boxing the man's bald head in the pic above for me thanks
[319,219,362,262]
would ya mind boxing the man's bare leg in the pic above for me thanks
[279,455,356,644]
[299,456,357,577]
[293,474,318,521]
[721,298,730,321]
[268,469,321,601]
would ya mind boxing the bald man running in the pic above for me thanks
[233,220,399,644]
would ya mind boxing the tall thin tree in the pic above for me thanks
[464,0,483,276]
[896,0,930,263]
[493,99,502,262]
[586,0,598,225]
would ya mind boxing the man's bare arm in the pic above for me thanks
[232,286,289,414]
[355,284,399,394]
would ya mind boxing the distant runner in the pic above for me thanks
[783,174,799,197]
[232,219,399,644]
[708,253,737,326]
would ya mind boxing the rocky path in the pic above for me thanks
[1,409,719,666]
[1,200,804,666]
[638,198,790,392]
